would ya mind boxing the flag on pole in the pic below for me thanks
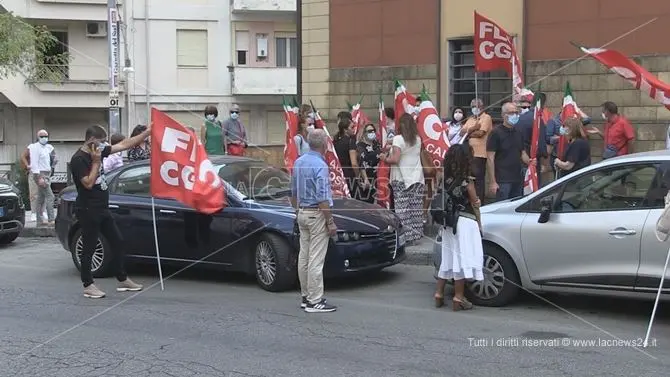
[416,86,449,167]
[150,108,226,214]
[577,44,670,111]
[311,102,351,198]
[349,96,369,137]
[523,92,542,195]
[376,93,391,209]
[557,81,588,158]
[394,80,417,124]
[282,98,299,173]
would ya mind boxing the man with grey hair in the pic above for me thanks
[290,129,338,313]
[460,98,493,200]
[486,102,532,201]
[223,103,247,156]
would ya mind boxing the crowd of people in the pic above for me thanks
[290,93,638,313]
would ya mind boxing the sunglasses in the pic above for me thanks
[230,111,239,114]
[365,129,375,133]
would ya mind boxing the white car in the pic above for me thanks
[434,149,670,306]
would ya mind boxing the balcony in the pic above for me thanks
[232,67,296,95]
[232,0,296,13]
[2,0,118,21]
[27,64,123,93]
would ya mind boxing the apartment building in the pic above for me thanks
[0,0,298,179]
[0,0,121,181]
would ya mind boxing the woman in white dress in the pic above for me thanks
[434,144,484,311]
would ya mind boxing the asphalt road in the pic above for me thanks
[1,238,670,377]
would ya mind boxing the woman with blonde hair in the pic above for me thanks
[554,117,591,178]
[383,113,426,243]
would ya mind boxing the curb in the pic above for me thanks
[20,227,56,238]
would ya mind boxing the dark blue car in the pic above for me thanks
[55,156,407,291]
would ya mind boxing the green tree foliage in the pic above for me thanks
[0,11,69,80]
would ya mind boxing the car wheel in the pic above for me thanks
[254,233,297,292]
[466,244,520,307]
[0,233,19,245]
[70,229,113,278]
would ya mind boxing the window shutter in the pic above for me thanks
[177,30,208,67]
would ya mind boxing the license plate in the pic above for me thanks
[398,233,406,247]
[0,207,4,217]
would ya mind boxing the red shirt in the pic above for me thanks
[604,115,635,156]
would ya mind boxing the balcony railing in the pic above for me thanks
[232,0,296,12]
[28,64,109,83]
[232,66,296,95]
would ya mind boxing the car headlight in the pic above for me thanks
[336,231,360,242]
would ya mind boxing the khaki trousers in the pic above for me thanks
[297,208,330,304]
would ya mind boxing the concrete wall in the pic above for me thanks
[302,0,439,130]
[526,56,670,160]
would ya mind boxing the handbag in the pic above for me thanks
[602,144,618,159]
[420,146,436,177]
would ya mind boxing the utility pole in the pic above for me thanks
[107,0,121,135]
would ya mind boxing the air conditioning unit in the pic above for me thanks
[86,22,107,38]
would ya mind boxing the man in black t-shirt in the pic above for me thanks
[486,102,533,201]
[70,125,151,299]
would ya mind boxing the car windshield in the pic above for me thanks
[216,161,291,200]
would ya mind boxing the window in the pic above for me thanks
[449,39,511,121]
[554,163,663,213]
[38,31,69,81]
[112,166,151,196]
[177,29,208,67]
[235,31,249,65]
[275,35,297,67]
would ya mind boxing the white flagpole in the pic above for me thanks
[643,245,670,347]
[474,72,479,103]
[151,196,165,291]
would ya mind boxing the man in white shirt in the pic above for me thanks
[27,129,56,226]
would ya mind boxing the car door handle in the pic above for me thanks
[609,229,636,235]
[108,204,119,209]
[159,209,176,214]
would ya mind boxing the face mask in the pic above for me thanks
[520,108,529,114]
[472,107,481,116]
[507,114,520,125]
[206,114,216,121]
[38,137,48,145]
[230,112,239,120]
[453,113,463,122]
[306,125,315,132]
[601,113,607,120]
[559,126,568,136]
[367,132,376,140]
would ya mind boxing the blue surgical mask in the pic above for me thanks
[206,114,216,121]
[507,114,520,125]
[230,112,239,120]
[472,107,481,116]
[559,126,568,135]
[38,137,48,145]
[367,132,376,140]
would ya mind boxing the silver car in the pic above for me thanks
[434,149,670,306]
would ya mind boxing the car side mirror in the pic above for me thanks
[538,196,554,224]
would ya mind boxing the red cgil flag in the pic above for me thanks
[394,80,417,126]
[282,99,299,173]
[558,81,588,159]
[416,87,449,168]
[311,103,351,198]
[150,108,225,214]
